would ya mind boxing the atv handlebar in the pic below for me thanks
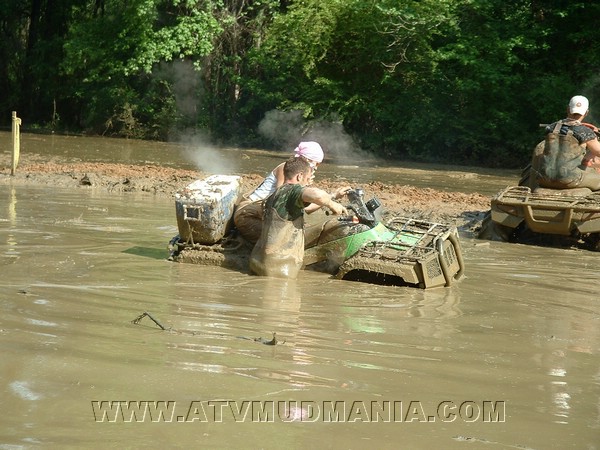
[325,188,380,227]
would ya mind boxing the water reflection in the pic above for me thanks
[7,185,17,224]
[532,311,600,425]
[3,187,19,266]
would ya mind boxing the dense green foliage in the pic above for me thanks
[1,0,600,167]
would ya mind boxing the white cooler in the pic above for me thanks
[175,175,241,244]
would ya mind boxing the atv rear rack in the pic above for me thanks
[494,186,600,210]
[491,186,600,235]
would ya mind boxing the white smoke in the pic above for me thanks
[156,60,199,121]
[258,110,307,148]
[156,61,376,172]
[258,109,373,164]
[179,133,235,175]
[154,60,236,174]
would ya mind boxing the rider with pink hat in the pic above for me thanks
[234,141,349,243]
[246,141,324,202]
[294,141,324,166]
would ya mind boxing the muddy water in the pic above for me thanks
[0,132,515,195]
[1,134,600,449]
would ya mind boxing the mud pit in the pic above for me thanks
[1,154,490,274]
[1,155,490,228]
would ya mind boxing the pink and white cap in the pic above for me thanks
[294,141,324,163]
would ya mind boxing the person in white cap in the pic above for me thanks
[537,95,600,190]
[234,141,350,243]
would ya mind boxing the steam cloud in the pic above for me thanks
[158,60,236,175]
[180,134,235,175]
[258,110,372,164]
[160,60,375,173]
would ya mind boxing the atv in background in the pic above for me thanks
[479,138,600,250]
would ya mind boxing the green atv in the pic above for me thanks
[170,184,465,289]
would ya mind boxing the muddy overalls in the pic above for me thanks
[249,184,305,279]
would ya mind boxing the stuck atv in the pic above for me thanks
[168,176,465,288]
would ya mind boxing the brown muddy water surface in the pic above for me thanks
[1,134,600,448]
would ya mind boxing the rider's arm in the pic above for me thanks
[301,187,347,215]
[303,203,322,214]
[303,186,352,214]
[584,137,600,158]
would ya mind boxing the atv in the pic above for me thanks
[168,177,465,289]
[479,138,600,250]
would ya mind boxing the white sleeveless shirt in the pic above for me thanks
[248,171,278,202]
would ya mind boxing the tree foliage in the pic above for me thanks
[59,0,222,137]
[2,0,600,167]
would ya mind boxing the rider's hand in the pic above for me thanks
[332,186,352,200]
[328,200,347,216]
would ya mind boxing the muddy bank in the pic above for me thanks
[0,154,491,234]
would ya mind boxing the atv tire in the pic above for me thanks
[478,211,516,242]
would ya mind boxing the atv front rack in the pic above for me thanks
[335,218,465,289]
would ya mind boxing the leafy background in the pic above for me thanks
[1,0,599,168]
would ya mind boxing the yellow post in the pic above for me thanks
[11,111,22,175]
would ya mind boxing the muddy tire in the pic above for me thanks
[478,211,516,242]
[582,233,600,252]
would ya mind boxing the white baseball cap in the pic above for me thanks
[568,95,589,115]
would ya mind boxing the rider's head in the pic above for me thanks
[283,157,313,186]
[568,95,589,119]
[294,141,324,169]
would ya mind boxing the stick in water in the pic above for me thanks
[132,311,167,330]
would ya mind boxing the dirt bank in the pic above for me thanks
[0,154,491,235]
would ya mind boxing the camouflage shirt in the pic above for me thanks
[265,183,306,221]
[545,120,596,144]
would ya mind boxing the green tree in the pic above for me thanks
[407,0,539,165]
[0,0,85,127]
[240,0,455,154]
[61,0,222,137]
[199,0,280,142]
[422,0,600,166]
[3,0,600,168]
[0,0,29,117]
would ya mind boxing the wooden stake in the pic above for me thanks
[11,111,21,175]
